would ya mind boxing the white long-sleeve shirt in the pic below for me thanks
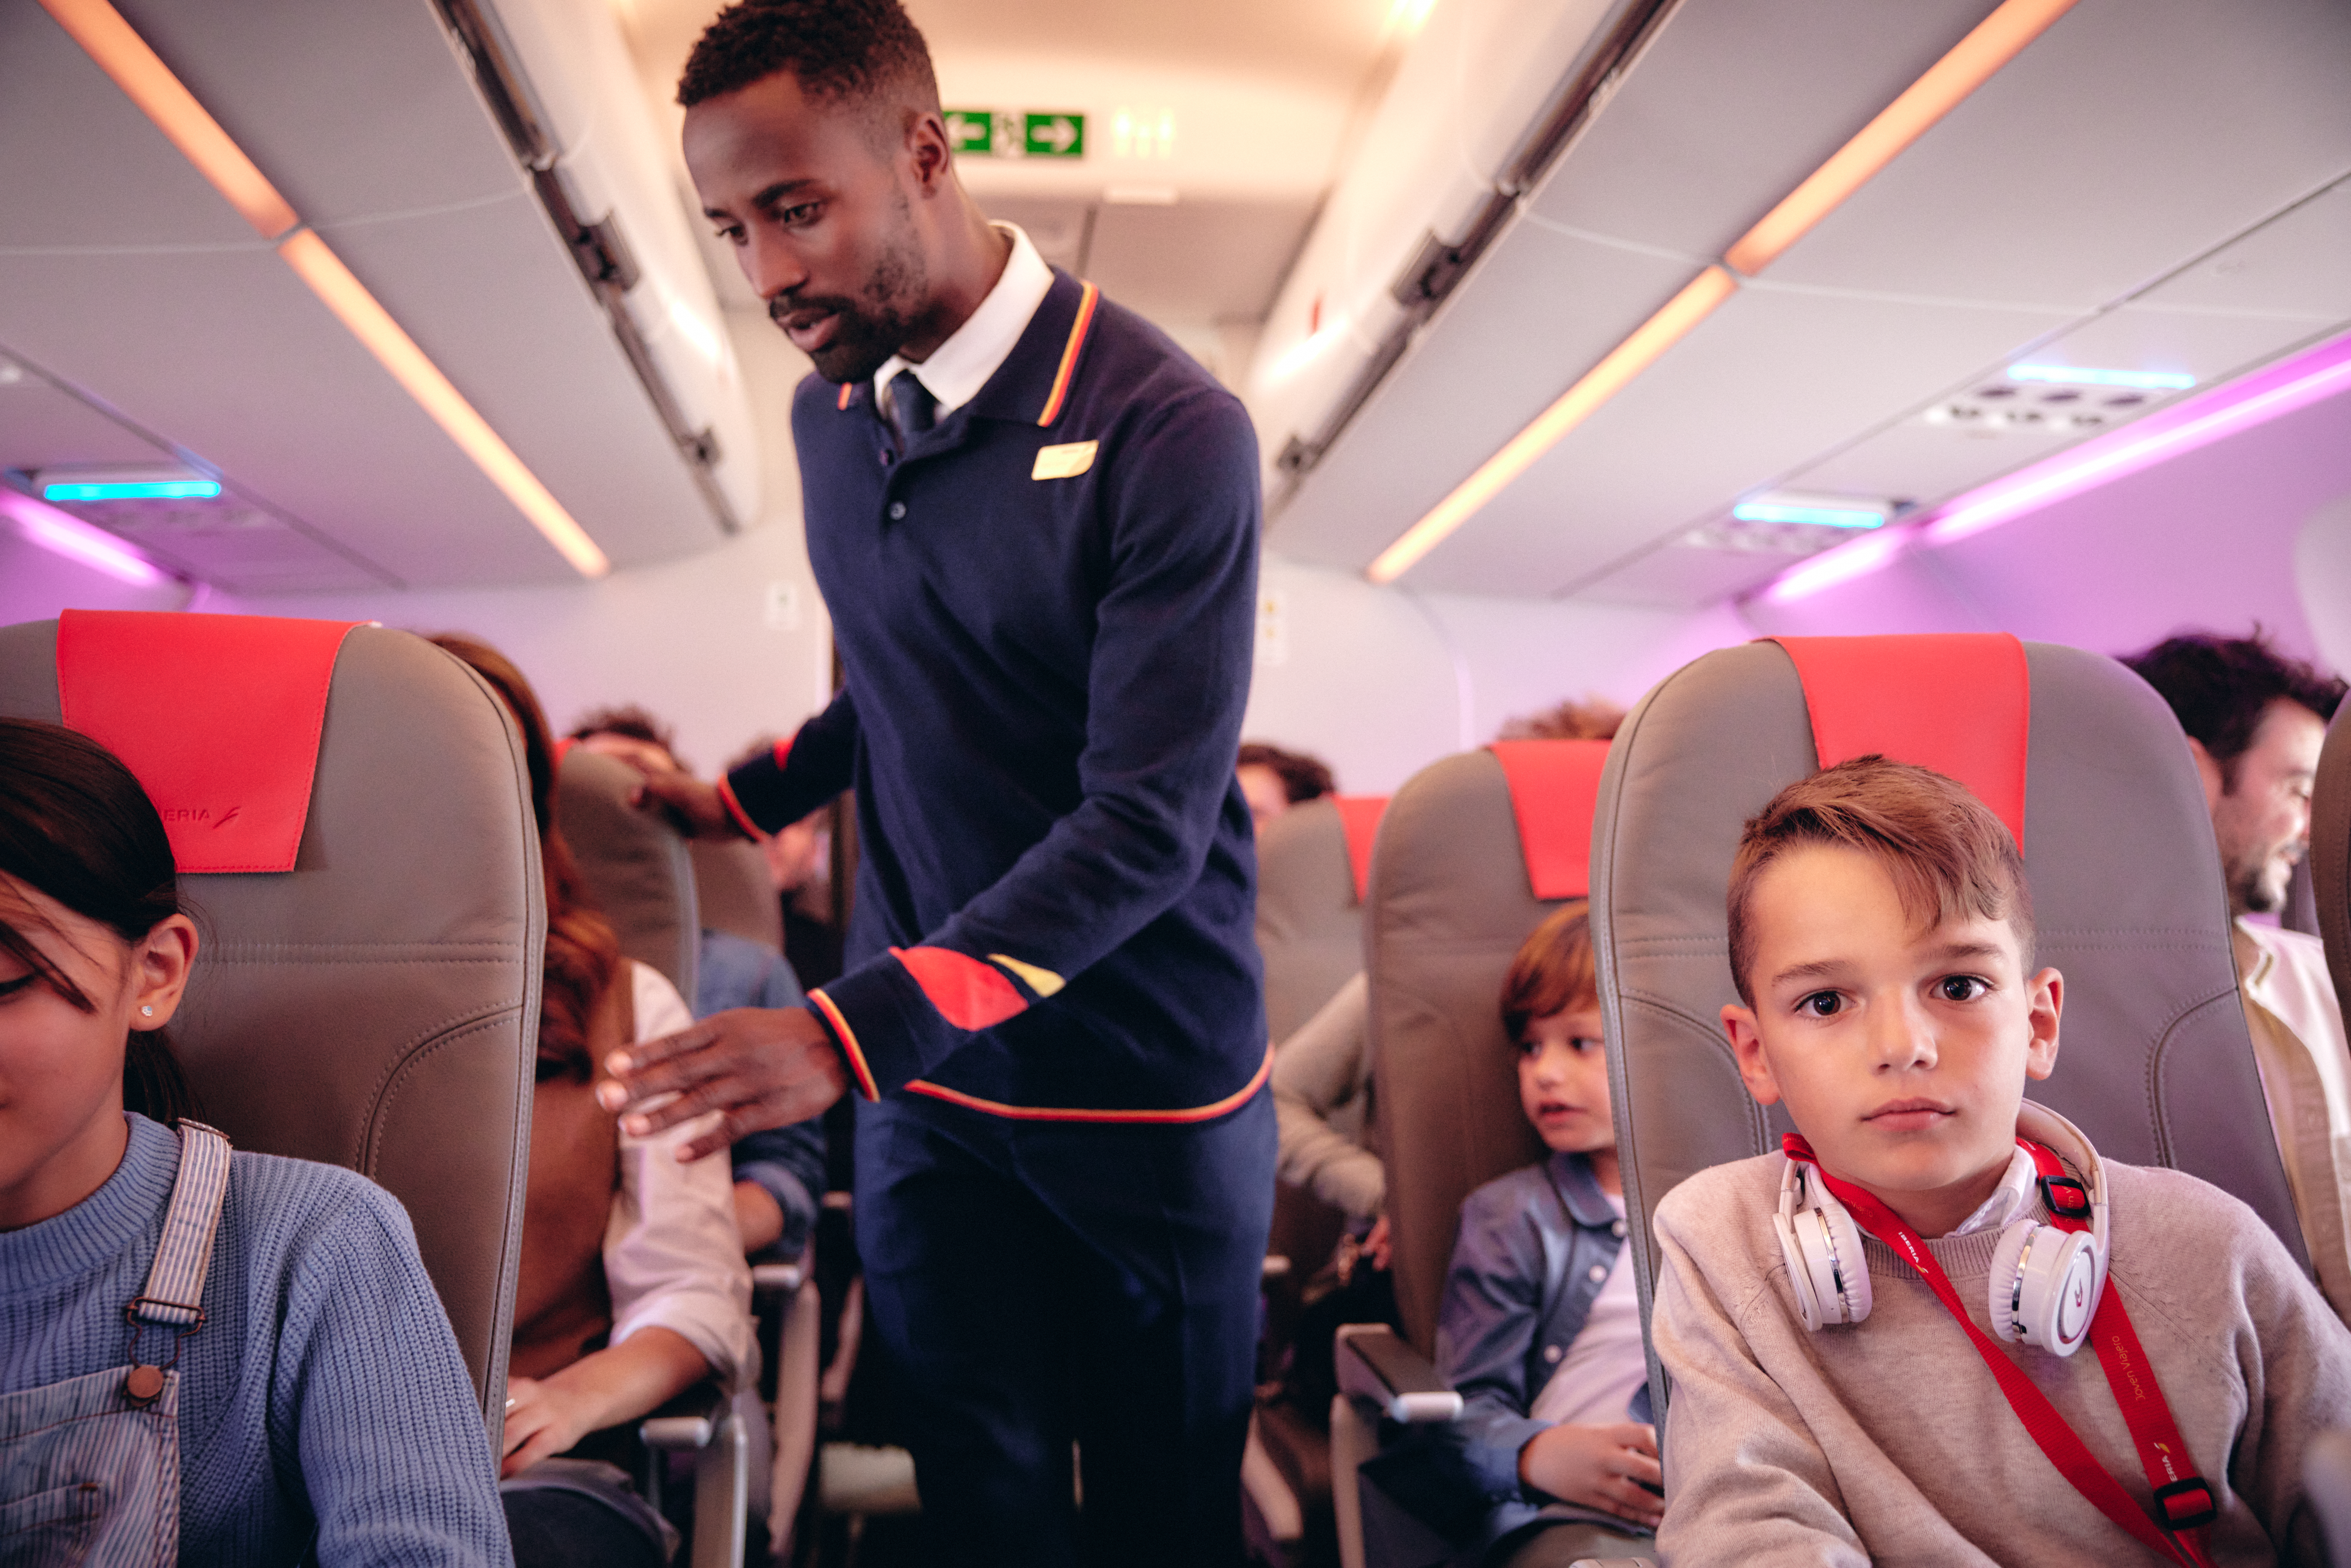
[606,962,754,1389]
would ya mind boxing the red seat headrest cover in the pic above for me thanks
[1766,634,2031,850]
[57,610,366,874]
[1486,739,1610,901]
[1332,794,1389,904]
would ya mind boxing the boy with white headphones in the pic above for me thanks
[1649,757,2351,1565]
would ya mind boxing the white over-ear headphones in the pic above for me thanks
[1773,1100,2109,1356]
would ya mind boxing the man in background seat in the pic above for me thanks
[2126,630,2351,1319]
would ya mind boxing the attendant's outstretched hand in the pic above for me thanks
[1518,1420,1665,1530]
[600,749,746,842]
[598,1006,847,1161]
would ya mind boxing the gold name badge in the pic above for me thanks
[1032,440,1098,480]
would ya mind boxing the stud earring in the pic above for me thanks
[141,1005,154,1017]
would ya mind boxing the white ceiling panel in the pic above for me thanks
[1404,284,2071,593]
[2134,177,2351,323]
[1269,220,1695,563]
[319,195,726,567]
[0,366,175,469]
[0,245,558,585]
[1084,198,1315,322]
[1757,0,2351,309]
[0,8,258,250]
[1520,0,1998,261]
[111,0,524,225]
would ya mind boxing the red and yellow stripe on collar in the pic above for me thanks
[904,1043,1274,1124]
[1037,281,1099,427]
[836,382,855,411]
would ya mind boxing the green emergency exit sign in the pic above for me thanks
[942,109,1086,159]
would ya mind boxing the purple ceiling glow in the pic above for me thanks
[1757,327,2351,606]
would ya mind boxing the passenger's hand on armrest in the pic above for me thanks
[733,1181,785,1254]
[1519,1421,1664,1531]
[502,1327,711,1477]
[1363,1213,1392,1273]
[599,1006,847,1160]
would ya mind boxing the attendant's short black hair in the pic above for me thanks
[2121,629,2344,790]
[677,0,939,116]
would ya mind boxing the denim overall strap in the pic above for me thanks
[0,1120,234,1568]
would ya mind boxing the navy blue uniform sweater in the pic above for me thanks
[723,271,1265,1119]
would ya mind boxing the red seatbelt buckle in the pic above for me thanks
[2039,1173,2093,1221]
[2153,1475,2218,1531]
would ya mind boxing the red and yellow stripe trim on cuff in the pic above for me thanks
[714,775,765,842]
[772,734,794,769]
[1036,281,1099,428]
[903,1042,1274,1124]
[807,988,879,1101]
[836,381,855,411]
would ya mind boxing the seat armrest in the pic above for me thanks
[751,1261,806,1295]
[640,1379,729,1451]
[1334,1323,1462,1424]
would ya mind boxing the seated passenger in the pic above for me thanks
[1652,757,2351,1565]
[1495,697,1626,743]
[0,719,510,1566]
[571,710,828,1262]
[2123,631,2351,1321]
[1425,903,1660,1567]
[1238,741,1334,832]
[431,639,752,1566]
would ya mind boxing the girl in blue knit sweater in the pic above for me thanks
[0,718,511,1566]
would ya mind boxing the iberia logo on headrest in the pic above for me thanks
[57,610,365,874]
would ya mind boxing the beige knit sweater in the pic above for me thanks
[1650,1153,2351,1566]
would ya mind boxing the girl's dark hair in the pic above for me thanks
[0,718,200,1125]
[427,636,622,1082]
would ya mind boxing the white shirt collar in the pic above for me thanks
[876,223,1054,418]
[1949,1143,2040,1237]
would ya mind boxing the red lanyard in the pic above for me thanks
[1785,1136,2217,1567]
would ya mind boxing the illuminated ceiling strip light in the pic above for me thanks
[43,479,222,502]
[2006,363,2196,390]
[1761,529,1907,604]
[1926,328,2351,547]
[1731,502,1886,529]
[36,0,610,579]
[1366,267,1737,584]
[1722,0,2081,276]
[0,487,169,585]
[1754,327,2351,602]
[1365,0,2076,585]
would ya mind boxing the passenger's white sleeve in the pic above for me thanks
[604,961,755,1388]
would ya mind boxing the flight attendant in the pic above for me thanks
[601,2,1273,1562]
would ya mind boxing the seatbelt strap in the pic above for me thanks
[1784,1136,2214,1568]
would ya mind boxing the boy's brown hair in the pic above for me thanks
[1727,756,2033,1005]
[1501,900,1598,1042]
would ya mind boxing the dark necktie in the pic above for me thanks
[889,373,938,451]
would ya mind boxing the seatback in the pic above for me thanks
[694,839,784,955]
[0,613,540,1428]
[2312,700,2351,1032]
[1592,634,2305,1414]
[1366,743,1607,1355]
[1256,795,1386,1044]
[559,745,698,1001]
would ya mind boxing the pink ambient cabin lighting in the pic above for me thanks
[1758,326,2351,604]
[0,487,169,586]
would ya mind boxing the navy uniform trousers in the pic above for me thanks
[854,1085,1277,1566]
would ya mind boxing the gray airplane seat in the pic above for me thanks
[1248,793,1387,1562]
[0,610,539,1432]
[1329,739,1610,1568]
[1259,794,1389,1042]
[694,838,784,954]
[1591,632,2306,1437]
[555,740,773,1568]
[557,742,698,1001]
